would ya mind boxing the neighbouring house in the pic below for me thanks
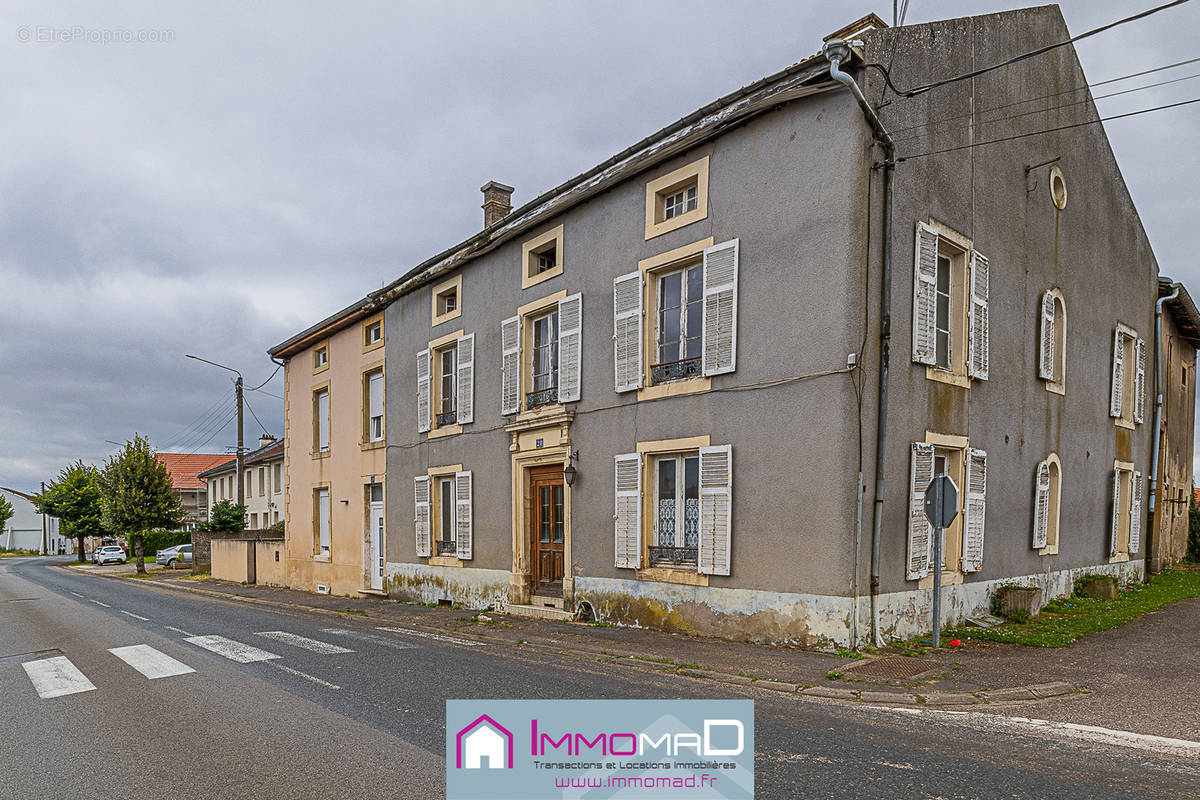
[0,487,65,553]
[267,301,387,595]
[155,453,232,529]
[1147,281,1200,572]
[268,6,1197,646]
[198,435,286,530]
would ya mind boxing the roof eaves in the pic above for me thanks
[1161,280,1200,348]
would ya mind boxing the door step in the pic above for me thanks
[506,603,574,622]
[357,588,388,598]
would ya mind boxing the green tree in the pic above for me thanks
[97,435,184,573]
[201,500,246,532]
[1188,483,1200,563]
[33,461,107,563]
[0,494,14,548]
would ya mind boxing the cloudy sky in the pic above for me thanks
[2,1,1198,492]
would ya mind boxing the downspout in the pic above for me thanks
[1148,279,1180,544]
[824,40,895,647]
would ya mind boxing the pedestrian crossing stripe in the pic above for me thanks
[22,656,97,699]
[254,631,354,655]
[109,644,195,679]
[184,635,281,663]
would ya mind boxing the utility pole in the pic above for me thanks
[41,480,47,555]
[235,374,245,506]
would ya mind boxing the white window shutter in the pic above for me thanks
[907,442,935,580]
[501,316,521,415]
[1039,290,1056,380]
[416,349,431,433]
[1110,330,1124,418]
[1133,338,1146,424]
[613,271,643,392]
[698,444,733,577]
[455,471,473,560]
[912,223,939,365]
[701,239,738,376]
[369,371,384,420]
[961,448,987,572]
[456,334,474,425]
[1129,470,1142,554]
[557,293,583,403]
[414,476,431,558]
[1110,470,1121,557]
[613,453,642,569]
[968,251,990,380]
[1032,461,1051,549]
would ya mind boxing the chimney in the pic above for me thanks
[481,181,514,228]
[258,434,277,450]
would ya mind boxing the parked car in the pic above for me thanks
[155,544,192,567]
[94,545,127,565]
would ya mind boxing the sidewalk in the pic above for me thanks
[70,565,1200,738]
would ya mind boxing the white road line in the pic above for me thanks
[119,610,150,621]
[254,631,354,655]
[881,707,1200,759]
[108,645,195,680]
[376,626,485,647]
[269,662,341,689]
[69,591,84,598]
[321,628,418,650]
[22,656,97,699]
[184,635,280,664]
[89,599,111,608]
[163,625,194,637]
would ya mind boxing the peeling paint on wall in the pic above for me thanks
[386,562,511,610]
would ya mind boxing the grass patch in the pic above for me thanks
[179,573,212,582]
[0,548,41,558]
[835,648,866,660]
[948,570,1200,647]
[335,608,368,616]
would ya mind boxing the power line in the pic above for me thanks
[242,395,272,437]
[172,408,237,454]
[157,392,234,449]
[895,96,1200,162]
[866,0,1191,98]
[190,410,238,452]
[1092,55,1200,87]
[247,365,280,392]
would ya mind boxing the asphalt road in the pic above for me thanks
[1,556,1195,800]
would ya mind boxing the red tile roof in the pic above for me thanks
[155,453,231,491]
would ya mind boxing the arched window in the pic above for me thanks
[1038,289,1066,393]
[1033,454,1062,554]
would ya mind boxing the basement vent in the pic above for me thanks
[316,584,331,595]
[437,598,452,607]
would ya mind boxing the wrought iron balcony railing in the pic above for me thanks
[650,356,701,385]
[648,545,698,567]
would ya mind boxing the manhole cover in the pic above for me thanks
[843,657,939,681]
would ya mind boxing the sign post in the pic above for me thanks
[923,473,959,649]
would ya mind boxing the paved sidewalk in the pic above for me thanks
[69,565,1200,739]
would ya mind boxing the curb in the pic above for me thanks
[60,567,1079,708]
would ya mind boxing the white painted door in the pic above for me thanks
[369,495,385,591]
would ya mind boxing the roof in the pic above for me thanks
[0,486,35,502]
[196,438,286,480]
[1160,280,1200,349]
[269,43,842,359]
[155,453,232,491]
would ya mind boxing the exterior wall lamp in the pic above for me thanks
[563,450,579,487]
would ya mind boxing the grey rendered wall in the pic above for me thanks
[860,7,1159,596]
[386,89,870,599]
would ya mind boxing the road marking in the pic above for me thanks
[376,626,485,647]
[880,707,1200,759]
[69,591,84,598]
[163,625,194,637]
[22,656,97,699]
[184,635,281,664]
[269,662,341,689]
[89,599,111,608]
[254,631,354,655]
[109,645,195,679]
[119,610,150,621]
[321,628,418,650]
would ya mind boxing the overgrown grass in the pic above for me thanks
[0,548,41,557]
[948,569,1200,647]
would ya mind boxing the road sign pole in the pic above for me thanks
[932,524,943,649]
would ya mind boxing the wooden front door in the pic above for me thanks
[530,466,565,596]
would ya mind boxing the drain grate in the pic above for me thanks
[843,656,939,681]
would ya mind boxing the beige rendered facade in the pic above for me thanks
[281,310,387,596]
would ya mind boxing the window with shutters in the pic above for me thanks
[644,156,709,239]
[258,467,265,497]
[420,330,473,436]
[1110,461,1141,562]
[912,221,988,388]
[652,262,704,384]
[521,225,564,290]
[273,463,282,494]
[362,314,384,352]
[435,346,457,427]
[503,290,582,416]
[436,476,457,556]
[363,367,384,444]
[313,486,330,557]
[1038,289,1067,393]
[419,465,471,563]
[431,274,463,327]
[907,434,984,584]
[650,453,700,568]
[313,344,329,373]
[1110,324,1145,429]
[312,386,330,456]
[1033,454,1062,555]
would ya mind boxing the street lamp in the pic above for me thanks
[186,354,245,507]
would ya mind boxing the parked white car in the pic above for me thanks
[94,545,127,565]
[155,544,192,567]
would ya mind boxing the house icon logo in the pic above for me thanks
[455,714,515,769]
